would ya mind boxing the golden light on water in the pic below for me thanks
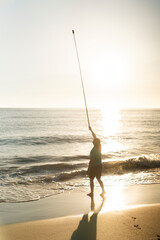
[102,138,126,153]
[91,185,127,213]
[101,107,121,136]
[102,185,126,211]
[100,107,126,154]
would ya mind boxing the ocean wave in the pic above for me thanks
[20,162,86,175]
[46,156,160,182]
[53,170,87,181]
[12,155,89,164]
[53,155,160,181]
[1,155,160,184]
[103,156,160,174]
[0,135,91,146]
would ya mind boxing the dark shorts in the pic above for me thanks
[89,164,102,179]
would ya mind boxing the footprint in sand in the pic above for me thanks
[131,217,136,220]
[157,234,160,240]
[134,224,141,230]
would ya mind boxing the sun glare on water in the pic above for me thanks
[99,107,126,154]
[91,185,128,213]
[102,185,126,211]
[101,107,121,136]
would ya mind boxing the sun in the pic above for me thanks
[90,54,129,88]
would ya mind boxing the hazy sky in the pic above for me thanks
[0,0,160,108]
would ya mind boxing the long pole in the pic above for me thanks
[72,30,90,128]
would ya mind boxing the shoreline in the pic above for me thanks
[0,184,160,226]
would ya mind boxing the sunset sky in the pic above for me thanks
[0,0,160,108]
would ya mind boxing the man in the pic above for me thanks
[87,126,105,198]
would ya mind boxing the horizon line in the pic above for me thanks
[0,107,160,110]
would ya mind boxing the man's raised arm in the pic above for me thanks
[89,126,96,140]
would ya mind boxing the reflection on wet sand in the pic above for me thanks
[70,197,104,240]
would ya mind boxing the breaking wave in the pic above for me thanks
[103,156,160,175]
[51,156,160,182]
[1,155,160,180]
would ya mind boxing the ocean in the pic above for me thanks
[0,108,160,203]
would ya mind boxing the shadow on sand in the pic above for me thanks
[70,197,104,240]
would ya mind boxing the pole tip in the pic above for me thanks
[72,30,74,34]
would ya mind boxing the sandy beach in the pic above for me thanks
[0,184,160,240]
[1,204,160,240]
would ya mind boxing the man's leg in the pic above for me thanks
[87,178,94,197]
[97,177,105,195]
